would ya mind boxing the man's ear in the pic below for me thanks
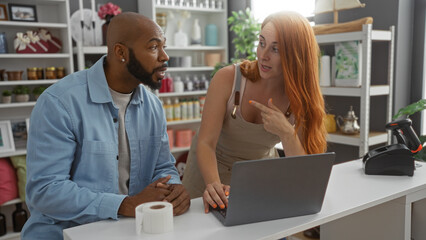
[114,43,127,63]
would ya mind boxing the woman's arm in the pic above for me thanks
[196,65,235,212]
[250,98,306,156]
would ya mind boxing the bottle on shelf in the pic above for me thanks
[193,75,200,90]
[174,21,188,47]
[184,75,193,92]
[12,203,28,232]
[164,98,174,122]
[166,73,174,92]
[191,18,202,45]
[173,98,181,121]
[159,75,168,93]
[201,74,209,90]
[181,99,188,120]
[194,98,200,119]
[0,212,6,236]
[173,75,184,93]
[187,98,194,119]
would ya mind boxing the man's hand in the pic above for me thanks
[163,184,191,216]
[118,176,172,217]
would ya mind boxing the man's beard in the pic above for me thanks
[126,48,165,90]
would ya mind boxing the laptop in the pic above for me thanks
[210,152,335,226]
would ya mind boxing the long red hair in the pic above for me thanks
[240,11,327,154]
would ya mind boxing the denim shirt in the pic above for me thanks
[22,56,180,239]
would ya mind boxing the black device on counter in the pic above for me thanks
[362,118,422,176]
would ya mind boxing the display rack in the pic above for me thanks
[317,24,395,157]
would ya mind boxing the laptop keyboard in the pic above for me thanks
[218,208,227,217]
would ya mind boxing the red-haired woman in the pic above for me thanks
[182,11,327,213]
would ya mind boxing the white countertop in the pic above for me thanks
[64,160,426,240]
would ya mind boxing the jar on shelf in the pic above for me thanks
[37,67,44,79]
[27,67,38,80]
[56,67,65,79]
[45,67,57,79]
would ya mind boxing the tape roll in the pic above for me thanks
[135,201,173,234]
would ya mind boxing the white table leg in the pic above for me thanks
[411,198,426,240]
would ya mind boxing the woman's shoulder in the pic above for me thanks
[211,64,236,87]
[206,64,237,101]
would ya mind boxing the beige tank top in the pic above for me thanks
[182,63,282,197]
[215,63,281,168]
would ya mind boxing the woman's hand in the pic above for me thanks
[249,98,294,138]
[202,182,230,213]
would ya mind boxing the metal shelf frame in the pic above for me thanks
[317,24,395,157]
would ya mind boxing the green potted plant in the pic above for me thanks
[393,99,426,161]
[32,86,47,100]
[12,85,30,103]
[211,8,261,77]
[2,90,12,103]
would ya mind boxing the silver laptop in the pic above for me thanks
[211,152,335,226]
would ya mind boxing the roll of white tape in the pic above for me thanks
[135,202,174,234]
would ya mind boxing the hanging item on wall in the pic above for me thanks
[70,9,103,46]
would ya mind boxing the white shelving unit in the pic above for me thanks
[317,24,395,157]
[137,1,228,157]
[71,2,228,175]
[0,1,73,239]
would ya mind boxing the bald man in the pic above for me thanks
[22,13,190,239]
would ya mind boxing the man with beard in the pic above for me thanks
[22,12,190,239]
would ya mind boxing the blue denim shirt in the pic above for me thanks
[22,56,180,239]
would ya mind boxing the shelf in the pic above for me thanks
[327,131,388,146]
[166,46,226,51]
[0,54,70,59]
[166,119,201,126]
[0,21,67,28]
[1,198,23,207]
[321,85,390,97]
[159,90,207,97]
[20,0,67,3]
[275,131,388,150]
[0,148,27,158]
[72,46,107,54]
[0,80,58,86]
[0,102,36,108]
[72,46,225,54]
[156,5,225,13]
[316,29,392,44]
[167,67,214,72]
[0,228,20,240]
[170,146,190,153]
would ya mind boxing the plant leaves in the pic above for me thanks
[393,99,426,120]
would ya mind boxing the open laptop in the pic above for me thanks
[210,152,335,226]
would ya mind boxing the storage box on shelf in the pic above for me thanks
[317,24,395,157]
